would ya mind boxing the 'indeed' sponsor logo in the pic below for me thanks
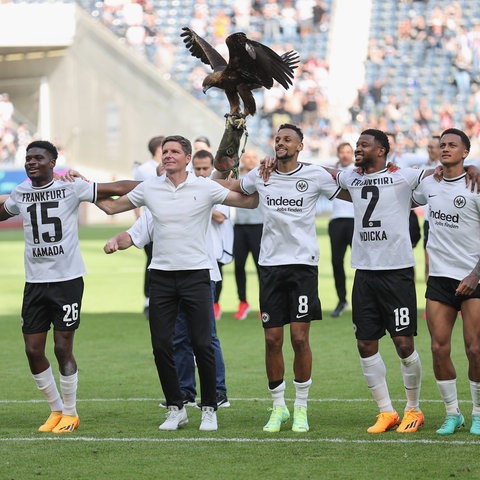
[429,210,459,223]
[266,196,304,207]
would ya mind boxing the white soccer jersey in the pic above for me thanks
[4,178,97,282]
[127,173,229,271]
[331,166,354,220]
[241,164,341,266]
[337,167,425,270]
[413,174,480,282]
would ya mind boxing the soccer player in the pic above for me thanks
[413,128,480,435]
[95,135,258,432]
[215,124,345,433]
[0,140,138,434]
[335,129,426,434]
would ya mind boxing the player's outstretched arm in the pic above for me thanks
[97,180,140,199]
[96,195,136,215]
[224,191,259,209]
[104,232,134,254]
[213,177,242,193]
[0,195,12,221]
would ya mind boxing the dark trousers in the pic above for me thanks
[143,242,153,298]
[149,269,216,409]
[328,218,354,303]
[233,224,262,302]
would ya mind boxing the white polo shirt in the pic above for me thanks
[127,172,229,271]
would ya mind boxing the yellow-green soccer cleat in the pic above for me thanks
[52,415,80,434]
[263,406,290,433]
[367,411,400,434]
[38,411,63,432]
[397,408,424,433]
[436,414,464,435]
[292,406,309,433]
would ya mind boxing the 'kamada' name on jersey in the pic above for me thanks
[22,189,67,202]
[32,245,65,257]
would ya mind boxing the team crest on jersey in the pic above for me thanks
[454,195,466,208]
[296,180,308,192]
[261,312,270,323]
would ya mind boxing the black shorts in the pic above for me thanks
[259,264,321,329]
[21,277,84,334]
[352,268,417,340]
[426,276,480,311]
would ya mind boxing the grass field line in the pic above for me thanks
[1,436,479,445]
[0,396,467,404]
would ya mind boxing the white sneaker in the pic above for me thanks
[159,406,188,431]
[199,406,218,431]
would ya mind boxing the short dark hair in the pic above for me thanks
[148,136,164,156]
[26,140,58,160]
[277,123,304,141]
[194,136,210,147]
[337,142,353,152]
[441,128,470,152]
[192,149,214,165]
[162,135,192,155]
[361,129,390,156]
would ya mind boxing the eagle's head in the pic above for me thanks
[202,72,223,93]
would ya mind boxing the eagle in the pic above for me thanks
[181,27,300,118]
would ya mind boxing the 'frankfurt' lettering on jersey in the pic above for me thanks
[241,164,341,266]
[4,179,97,282]
[337,167,425,270]
[413,174,480,282]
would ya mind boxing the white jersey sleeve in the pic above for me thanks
[5,178,96,282]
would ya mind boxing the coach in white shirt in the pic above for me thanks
[97,135,258,432]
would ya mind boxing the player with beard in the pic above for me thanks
[215,124,348,433]
[335,129,429,434]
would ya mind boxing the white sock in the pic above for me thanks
[269,380,286,407]
[436,379,460,415]
[32,366,63,412]
[60,371,78,416]
[399,350,422,411]
[293,378,312,408]
[470,380,480,415]
[360,352,394,413]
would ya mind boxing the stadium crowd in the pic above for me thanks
[1,0,479,164]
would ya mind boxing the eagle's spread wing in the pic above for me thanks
[181,28,299,117]
[180,27,227,73]
[224,33,299,91]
